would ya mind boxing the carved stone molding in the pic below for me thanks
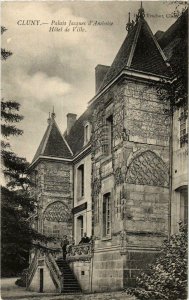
[126,150,169,187]
[92,178,101,196]
[66,244,92,262]
[43,201,70,222]
[119,230,128,254]
[114,167,124,185]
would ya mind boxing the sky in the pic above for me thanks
[1,0,184,162]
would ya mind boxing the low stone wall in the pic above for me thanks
[92,249,123,292]
[29,264,57,293]
[123,250,159,287]
[69,261,91,292]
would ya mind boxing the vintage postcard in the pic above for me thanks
[1,1,188,299]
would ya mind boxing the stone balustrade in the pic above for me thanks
[66,243,93,262]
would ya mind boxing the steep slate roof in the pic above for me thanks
[32,115,72,163]
[32,9,187,164]
[99,15,171,91]
[65,105,93,155]
[158,9,188,62]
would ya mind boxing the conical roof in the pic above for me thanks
[99,13,171,91]
[32,114,72,163]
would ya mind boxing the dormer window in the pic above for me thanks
[84,121,91,145]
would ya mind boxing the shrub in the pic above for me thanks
[126,223,187,300]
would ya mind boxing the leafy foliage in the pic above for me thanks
[127,223,188,300]
[1,26,12,60]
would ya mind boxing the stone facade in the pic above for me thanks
[171,107,188,233]
[30,159,73,241]
[28,8,188,294]
[90,78,170,291]
[73,153,92,244]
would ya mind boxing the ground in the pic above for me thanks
[1,278,135,300]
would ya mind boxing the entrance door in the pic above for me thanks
[39,269,43,293]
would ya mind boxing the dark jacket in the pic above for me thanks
[61,239,69,251]
[79,236,90,244]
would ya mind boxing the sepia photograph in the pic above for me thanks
[1,1,188,299]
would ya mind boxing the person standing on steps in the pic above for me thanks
[61,235,69,260]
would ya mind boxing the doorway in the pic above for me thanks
[39,268,44,293]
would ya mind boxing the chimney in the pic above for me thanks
[95,64,110,93]
[67,113,77,135]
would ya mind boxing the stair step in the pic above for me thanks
[56,259,81,294]
[64,282,79,287]
[63,288,81,290]
[62,291,81,294]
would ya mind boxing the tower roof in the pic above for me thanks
[99,8,171,91]
[32,113,73,164]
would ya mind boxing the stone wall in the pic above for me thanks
[92,249,123,292]
[171,108,188,233]
[31,159,73,241]
[91,77,170,290]
[29,265,57,293]
[123,250,159,288]
[73,153,92,243]
[70,261,91,292]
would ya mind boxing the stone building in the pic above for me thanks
[27,6,188,294]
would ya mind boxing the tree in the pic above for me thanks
[1,27,51,277]
[126,223,187,300]
[1,26,12,60]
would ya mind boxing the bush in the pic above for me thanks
[15,269,28,287]
[126,223,187,300]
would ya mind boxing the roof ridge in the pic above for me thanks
[31,117,73,164]
[54,119,73,156]
[41,121,53,155]
[127,20,142,67]
[144,19,168,64]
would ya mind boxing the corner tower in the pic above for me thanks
[29,112,73,241]
[91,4,171,291]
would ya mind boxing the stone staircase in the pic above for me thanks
[56,258,81,294]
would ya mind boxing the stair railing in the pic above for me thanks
[26,248,39,289]
[45,251,63,293]
[66,243,92,262]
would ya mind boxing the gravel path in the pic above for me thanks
[1,278,135,300]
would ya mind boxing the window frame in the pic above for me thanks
[75,214,85,244]
[77,164,85,199]
[102,192,112,239]
[180,189,188,226]
[83,121,91,145]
